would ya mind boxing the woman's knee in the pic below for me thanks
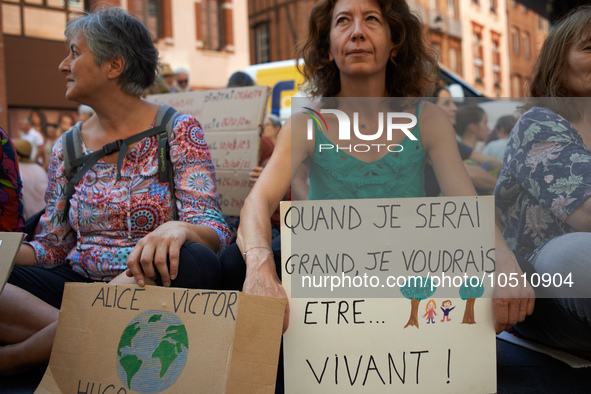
[532,232,591,298]
[169,242,222,289]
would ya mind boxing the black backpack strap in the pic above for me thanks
[156,104,178,183]
[156,104,181,221]
[61,105,181,223]
[61,124,84,221]
[62,123,83,181]
[155,103,177,131]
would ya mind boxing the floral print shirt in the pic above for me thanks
[0,127,25,232]
[29,115,230,281]
[494,107,591,261]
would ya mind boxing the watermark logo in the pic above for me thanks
[303,107,329,138]
[303,107,417,154]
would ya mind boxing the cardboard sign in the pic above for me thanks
[36,283,285,394]
[280,196,497,393]
[0,232,24,293]
[148,86,270,216]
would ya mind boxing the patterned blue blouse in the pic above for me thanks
[494,106,591,261]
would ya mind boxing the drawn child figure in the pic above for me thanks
[423,300,438,324]
[440,300,455,322]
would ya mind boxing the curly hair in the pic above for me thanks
[296,0,438,98]
[525,5,591,121]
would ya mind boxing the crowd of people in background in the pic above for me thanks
[1,2,591,388]
[2,104,96,224]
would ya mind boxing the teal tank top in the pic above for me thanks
[308,103,426,200]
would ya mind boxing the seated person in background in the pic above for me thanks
[431,86,458,125]
[0,7,229,375]
[455,104,500,194]
[0,127,25,232]
[28,109,47,137]
[262,114,282,145]
[456,104,490,151]
[172,68,192,93]
[18,117,45,165]
[158,63,176,91]
[482,115,518,160]
[77,104,94,123]
[425,87,502,196]
[143,74,171,96]
[226,71,255,88]
[495,5,591,355]
[42,123,59,171]
[57,112,76,135]
[13,139,48,220]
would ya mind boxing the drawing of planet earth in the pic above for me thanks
[116,310,189,393]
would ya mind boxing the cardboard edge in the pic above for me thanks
[0,232,25,294]
[34,366,58,394]
[36,283,101,394]
[225,293,286,394]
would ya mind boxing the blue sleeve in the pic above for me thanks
[502,108,591,221]
[457,141,473,160]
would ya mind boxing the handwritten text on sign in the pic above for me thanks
[38,283,284,394]
[281,197,497,394]
[284,197,495,299]
[148,86,270,216]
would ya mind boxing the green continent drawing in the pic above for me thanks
[152,325,189,378]
[116,311,189,393]
[119,354,143,388]
[149,314,162,323]
[117,322,141,357]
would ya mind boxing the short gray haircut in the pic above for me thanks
[265,114,281,128]
[64,7,158,95]
[175,67,190,77]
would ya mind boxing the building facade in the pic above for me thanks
[1,0,84,133]
[0,0,250,134]
[506,0,548,97]
[248,0,315,64]
[458,0,511,97]
[411,0,464,77]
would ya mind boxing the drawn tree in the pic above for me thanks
[400,277,436,329]
[459,278,485,324]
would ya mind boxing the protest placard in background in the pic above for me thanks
[36,283,285,394]
[280,196,497,393]
[148,86,270,216]
[0,232,24,293]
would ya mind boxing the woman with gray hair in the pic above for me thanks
[262,114,282,144]
[77,104,94,122]
[0,7,229,374]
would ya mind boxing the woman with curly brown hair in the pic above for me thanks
[229,0,533,335]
